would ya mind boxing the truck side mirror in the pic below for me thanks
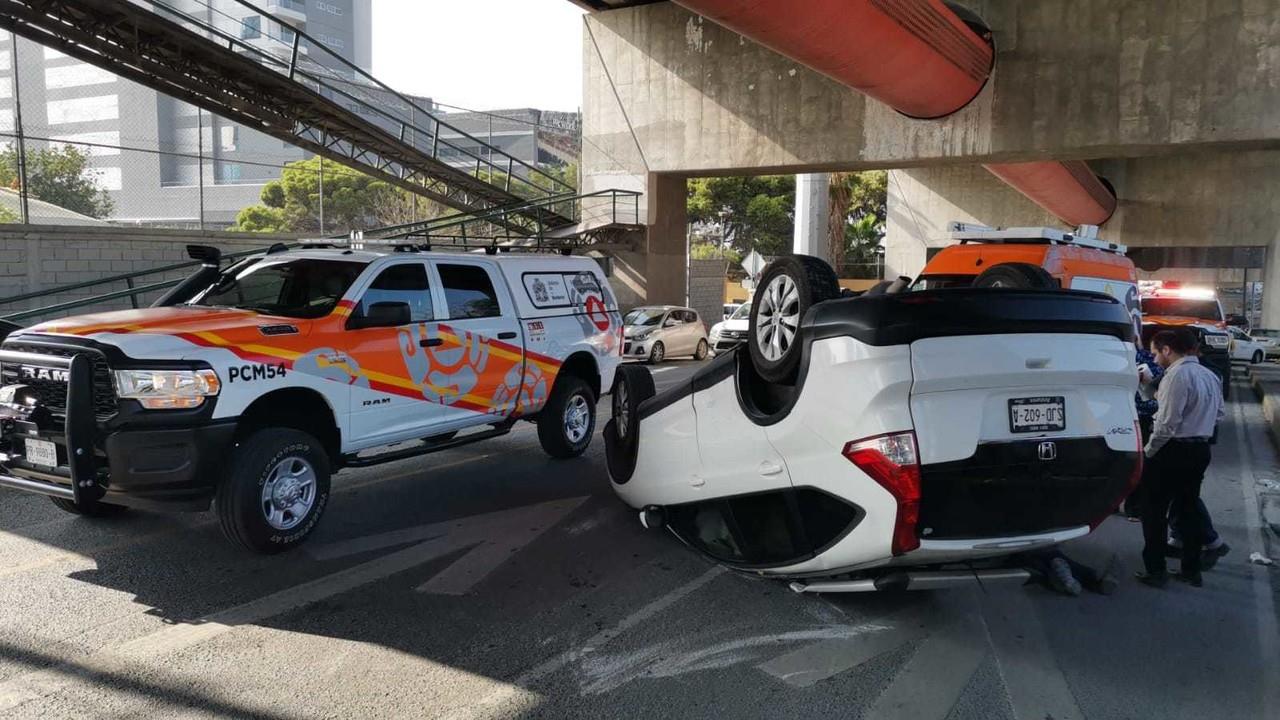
[348,301,411,329]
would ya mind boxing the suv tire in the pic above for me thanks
[973,263,1057,290]
[605,365,656,484]
[216,428,330,554]
[749,255,840,383]
[538,375,596,459]
[50,496,129,518]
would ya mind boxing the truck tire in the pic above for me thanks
[216,428,330,554]
[49,496,129,518]
[538,375,597,459]
[749,255,840,383]
[973,263,1057,290]
[604,365,656,484]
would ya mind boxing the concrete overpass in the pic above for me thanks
[576,1,1280,322]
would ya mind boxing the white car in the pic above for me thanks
[1228,326,1272,363]
[605,256,1141,593]
[707,302,750,356]
[1253,328,1280,359]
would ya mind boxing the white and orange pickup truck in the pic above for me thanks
[0,244,621,552]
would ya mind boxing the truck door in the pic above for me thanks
[426,259,525,426]
[346,260,446,446]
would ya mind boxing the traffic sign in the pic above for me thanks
[742,250,766,277]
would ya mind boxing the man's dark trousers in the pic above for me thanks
[1141,440,1212,577]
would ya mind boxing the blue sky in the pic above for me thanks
[372,0,586,113]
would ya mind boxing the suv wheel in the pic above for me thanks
[749,255,840,383]
[49,496,129,518]
[216,428,330,554]
[605,365,656,484]
[972,263,1057,289]
[538,375,597,459]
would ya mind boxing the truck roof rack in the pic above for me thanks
[946,222,1127,254]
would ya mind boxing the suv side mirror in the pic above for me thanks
[348,301,411,329]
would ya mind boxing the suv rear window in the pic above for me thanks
[190,258,365,319]
[1140,297,1223,321]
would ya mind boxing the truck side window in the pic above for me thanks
[358,263,433,322]
[438,264,501,319]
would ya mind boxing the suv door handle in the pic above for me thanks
[758,461,784,477]
[497,331,517,340]
[420,338,443,348]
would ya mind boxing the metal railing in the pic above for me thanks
[0,190,644,324]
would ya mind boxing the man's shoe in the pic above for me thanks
[1202,543,1231,570]
[1135,571,1168,588]
[1173,572,1203,588]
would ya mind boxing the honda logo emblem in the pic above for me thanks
[1038,441,1057,461]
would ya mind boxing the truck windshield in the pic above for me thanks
[189,258,366,319]
[1140,297,1222,321]
[625,308,666,326]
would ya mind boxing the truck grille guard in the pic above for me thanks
[0,348,102,504]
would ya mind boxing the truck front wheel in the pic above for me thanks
[538,375,596,459]
[216,428,331,554]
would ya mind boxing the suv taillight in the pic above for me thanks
[1092,419,1144,530]
[843,431,921,555]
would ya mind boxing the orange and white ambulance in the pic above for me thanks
[0,243,621,552]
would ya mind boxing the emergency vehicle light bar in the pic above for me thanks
[947,222,1127,254]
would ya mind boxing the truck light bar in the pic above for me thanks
[946,221,1127,254]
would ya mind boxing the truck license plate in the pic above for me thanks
[1008,396,1066,433]
[24,438,57,467]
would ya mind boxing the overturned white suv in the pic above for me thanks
[605,256,1141,592]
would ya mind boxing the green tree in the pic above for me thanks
[231,156,445,233]
[0,145,114,218]
[687,175,795,256]
[828,171,887,273]
[689,241,742,265]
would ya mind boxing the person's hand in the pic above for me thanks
[1144,444,1156,458]
[1137,364,1153,385]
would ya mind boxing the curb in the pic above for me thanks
[1247,368,1280,538]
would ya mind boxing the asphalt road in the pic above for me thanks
[0,360,1276,719]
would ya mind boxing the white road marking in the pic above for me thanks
[757,611,925,688]
[0,497,587,713]
[442,565,726,720]
[865,612,987,720]
[416,498,588,594]
[1231,390,1280,719]
[981,589,1083,720]
[649,366,677,373]
[0,452,493,580]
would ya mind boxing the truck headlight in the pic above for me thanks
[1204,334,1229,348]
[114,368,221,409]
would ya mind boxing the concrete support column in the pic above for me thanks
[644,172,688,306]
[793,173,830,263]
[1263,242,1280,328]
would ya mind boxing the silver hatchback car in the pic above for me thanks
[623,305,709,363]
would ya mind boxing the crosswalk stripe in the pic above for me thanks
[865,612,987,720]
[981,589,1084,720]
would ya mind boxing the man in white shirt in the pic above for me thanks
[1137,328,1225,588]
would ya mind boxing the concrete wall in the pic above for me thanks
[0,225,299,319]
[687,257,726,331]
